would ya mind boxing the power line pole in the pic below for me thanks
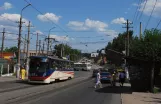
[39,40,41,55]
[42,41,44,55]
[1,28,5,58]
[26,21,31,78]
[16,18,25,78]
[36,33,39,56]
[123,19,133,57]
[23,34,27,62]
[140,22,142,40]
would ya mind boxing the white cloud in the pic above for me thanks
[111,17,126,24]
[49,35,69,41]
[67,21,89,31]
[0,13,30,40]
[0,25,18,40]
[67,18,118,36]
[33,30,43,35]
[67,18,118,37]
[0,13,29,26]
[139,0,161,17]
[132,3,139,6]
[37,13,61,23]
[71,38,75,40]
[3,2,12,10]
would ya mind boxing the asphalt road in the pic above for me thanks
[0,71,91,90]
[18,79,121,104]
[0,65,122,104]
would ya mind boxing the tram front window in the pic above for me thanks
[29,61,49,73]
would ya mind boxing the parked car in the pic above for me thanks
[100,70,112,83]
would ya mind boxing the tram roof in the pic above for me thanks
[30,56,73,63]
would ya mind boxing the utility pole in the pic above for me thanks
[36,33,39,56]
[26,21,31,78]
[23,34,27,62]
[39,40,41,55]
[123,19,133,57]
[17,17,25,78]
[42,41,45,55]
[140,22,142,40]
[47,35,50,55]
[16,4,31,79]
[1,28,5,58]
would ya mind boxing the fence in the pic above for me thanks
[0,59,15,77]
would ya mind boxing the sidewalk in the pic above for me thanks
[121,83,161,104]
[0,76,19,82]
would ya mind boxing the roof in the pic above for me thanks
[30,56,72,62]
[0,52,15,58]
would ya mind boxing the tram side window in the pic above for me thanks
[51,60,59,70]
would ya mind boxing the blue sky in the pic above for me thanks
[0,0,161,53]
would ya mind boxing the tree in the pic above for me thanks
[53,44,81,61]
[105,30,133,54]
[3,46,18,52]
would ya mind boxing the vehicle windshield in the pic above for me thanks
[29,57,49,73]
[29,62,48,72]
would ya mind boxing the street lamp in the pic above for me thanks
[47,27,56,55]
[17,4,31,78]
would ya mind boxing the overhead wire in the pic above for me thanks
[145,0,158,30]
[24,0,68,34]
[133,0,142,23]
[133,0,147,34]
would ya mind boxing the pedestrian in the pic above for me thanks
[94,70,102,89]
[21,66,26,80]
[119,71,126,87]
[111,71,117,86]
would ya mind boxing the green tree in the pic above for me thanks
[105,30,133,54]
[54,44,81,61]
[130,29,161,61]
[3,46,18,52]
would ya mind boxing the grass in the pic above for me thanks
[153,87,161,93]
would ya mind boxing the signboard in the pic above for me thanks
[91,53,98,58]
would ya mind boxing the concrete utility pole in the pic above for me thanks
[16,4,31,78]
[140,22,142,40]
[39,40,41,55]
[1,28,5,58]
[123,19,133,57]
[42,41,45,55]
[36,33,39,56]
[23,34,27,62]
[26,21,31,78]
[47,27,55,56]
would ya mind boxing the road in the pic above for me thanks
[0,71,91,92]
[20,79,121,104]
[0,66,122,104]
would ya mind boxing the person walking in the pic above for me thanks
[94,70,102,89]
[21,66,26,80]
[111,71,117,86]
[119,71,126,87]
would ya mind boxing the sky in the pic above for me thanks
[0,0,161,53]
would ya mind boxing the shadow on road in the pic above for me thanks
[95,85,132,94]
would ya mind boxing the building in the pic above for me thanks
[0,52,16,60]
